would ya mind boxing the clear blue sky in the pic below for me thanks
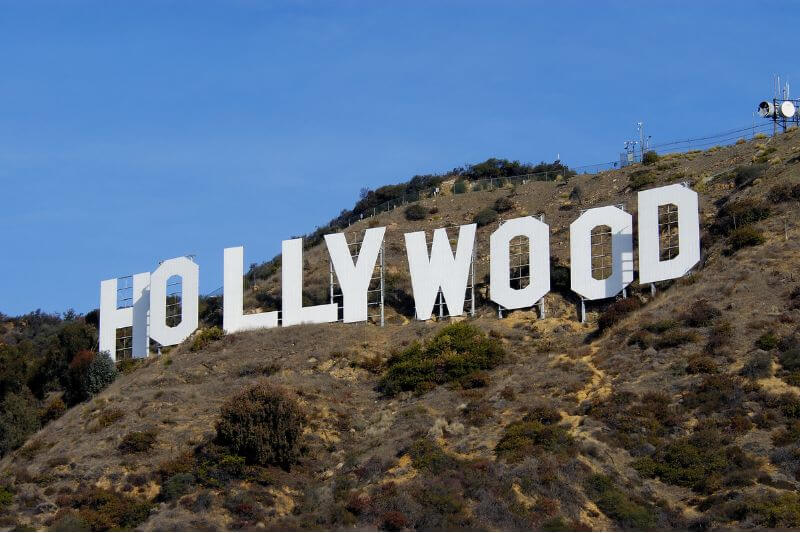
[1,0,797,315]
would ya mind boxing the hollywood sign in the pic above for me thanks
[99,184,699,360]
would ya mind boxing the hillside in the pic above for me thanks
[3,129,800,531]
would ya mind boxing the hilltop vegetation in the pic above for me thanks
[2,129,800,530]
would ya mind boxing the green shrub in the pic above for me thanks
[684,374,745,414]
[0,389,41,457]
[408,438,460,475]
[767,183,800,203]
[597,298,643,332]
[686,355,718,374]
[653,329,696,350]
[584,474,657,530]
[750,492,800,528]
[779,348,800,371]
[64,350,117,405]
[404,204,428,221]
[629,170,655,190]
[190,326,224,352]
[56,487,152,530]
[642,151,659,166]
[116,358,142,375]
[473,208,498,227]
[215,382,304,469]
[740,352,772,378]
[0,486,13,509]
[681,300,721,328]
[41,395,66,424]
[731,164,767,187]
[713,198,770,236]
[727,226,765,252]
[378,322,505,395]
[632,430,758,493]
[118,430,157,454]
[495,410,574,462]
[756,332,779,351]
[158,473,196,502]
[493,196,514,213]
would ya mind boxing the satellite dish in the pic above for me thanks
[779,100,796,119]
[758,101,775,117]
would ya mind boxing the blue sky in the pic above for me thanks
[0,0,797,315]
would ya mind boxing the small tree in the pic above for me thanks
[65,350,117,405]
[642,151,659,165]
[216,382,304,469]
[0,389,40,456]
[404,204,428,221]
[473,208,498,227]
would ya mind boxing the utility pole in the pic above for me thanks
[637,122,645,160]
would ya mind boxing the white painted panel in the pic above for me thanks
[638,184,700,284]
[325,227,385,323]
[149,257,199,347]
[405,224,476,320]
[570,206,633,300]
[223,246,279,333]
[489,216,550,310]
[281,238,338,327]
[99,272,150,361]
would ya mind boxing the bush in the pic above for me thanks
[628,170,655,190]
[584,474,657,530]
[653,329,696,350]
[687,355,718,374]
[767,183,800,203]
[740,352,772,379]
[41,395,66,424]
[642,151,659,166]
[731,164,767,187]
[597,298,642,332]
[713,198,770,236]
[118,430,157,454]
[756,332,779,351]
[404,204,428,221]
[493,196,514,213]
[0,389,41,457]
[64,350,117,405]
[632,430,758,493]
[190,326,224,352]
[158,472,196,502]
[378,322,505,395]
[727,226,765,252]
[495,410,574,462]
[0,486,13,509]
[780,348,800,371]
[55,487,152,530]
[473,208,498,227]
[215,382,304,469]
[681,300,721,328]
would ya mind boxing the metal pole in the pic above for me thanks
[379,243,385,327]
[539,297,545,319]
[580,298,586,324]
[650,283,656,297]
[470,246,476,316]
[329,262,335,304]
[438,290,444,318]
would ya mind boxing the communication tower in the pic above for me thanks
[758,75,800,134]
